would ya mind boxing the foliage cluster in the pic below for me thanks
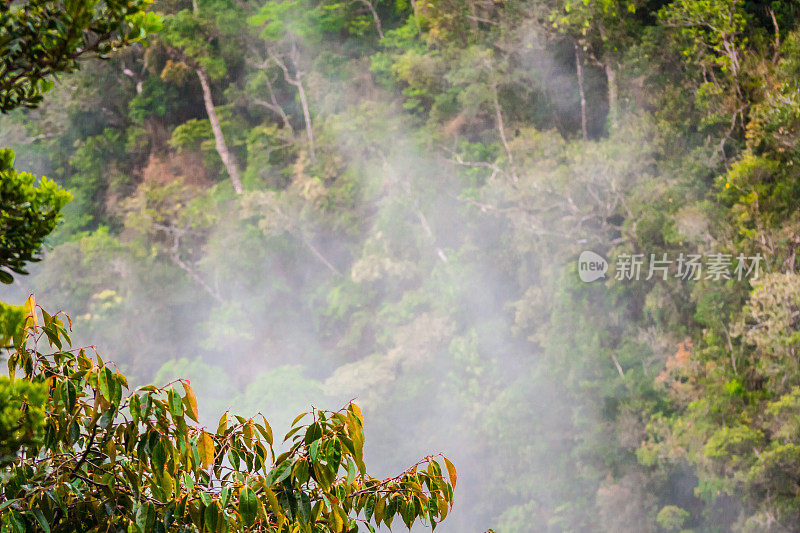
[5,0,800,530]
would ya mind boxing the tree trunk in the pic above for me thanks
[605,62,618,130]
[575,44,588,140]
[269,49,316,162]
[768,7,781,63]
[409,0,419,21]
[491,84,517,182]
[356,0,384,38]
[264,75,293,132]
[294,75,316,162]
[196,67,244,194]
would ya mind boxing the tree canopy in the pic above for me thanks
[0,149,70,284]
[4,0,800,530]
[0,0,162,111]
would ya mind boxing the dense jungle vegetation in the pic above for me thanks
[4,0,800,531]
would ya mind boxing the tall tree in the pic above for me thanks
[160,5,246,193]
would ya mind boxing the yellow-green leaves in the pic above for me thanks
[344,404,366,475]
[329,504,345,532]
[23,295,36,331]
[444,456,458,489]
[181,380,199,422]
[198,430,216,469]
[127,10,165,39]
[261,483,285,528]
[3,304,456,532]
[217,412,228,435]
[0,376,47,463]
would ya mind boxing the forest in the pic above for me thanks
[3,0,800,531]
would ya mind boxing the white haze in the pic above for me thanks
[0,16,662,532]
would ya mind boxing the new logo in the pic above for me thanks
[578,251,608,282]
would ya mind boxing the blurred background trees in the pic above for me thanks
[4,0,800,530]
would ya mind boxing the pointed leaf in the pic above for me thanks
[443,457,457,489]
[239,487,258,526]
[181,381,199,422]
[198,431,215,469]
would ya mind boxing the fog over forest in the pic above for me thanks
[3,0,800,531]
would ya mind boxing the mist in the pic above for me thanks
[4,0,795,531]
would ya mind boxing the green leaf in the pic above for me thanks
[99,367,113,401]
[238,487,258,526]
[309,438,321,461]
[130,393,141,425]
[346,457,356,485]
[326,437,342,471]
[0,499,20,512]
[267,458,294,485]
[291,412,309,426]
[305,421,322,444]
[7,511,26,533]
[168,388,183,418]
[261,484,283,527]
[152,439,167,472]
[365,495,375,523]
[29,508,50,533]
[217,413,228,435]
[401,499,415,529]
[298,491,311,524]
[204,501,219,532]
[63,380,77,411]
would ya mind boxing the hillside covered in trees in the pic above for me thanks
[3,0,800,531]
